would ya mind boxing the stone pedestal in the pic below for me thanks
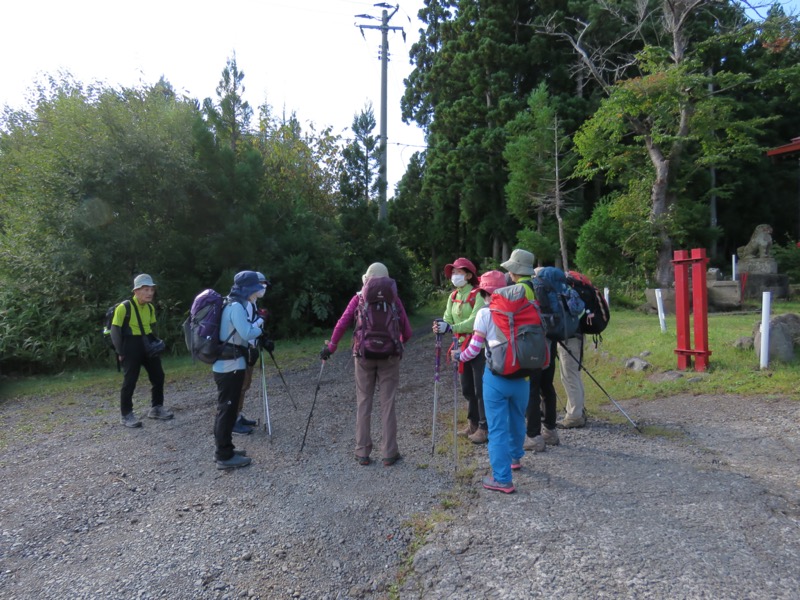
[645,288,680,314]
[707,281,741,310]
[740,273,789,300]
[738,257,777,275]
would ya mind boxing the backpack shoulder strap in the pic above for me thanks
[466,286,480,306]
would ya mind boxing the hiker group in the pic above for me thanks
[436,249,609,494]
[107,252,608,482]
[108,270,275,470]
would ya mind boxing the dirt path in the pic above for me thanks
[1,332,798,599]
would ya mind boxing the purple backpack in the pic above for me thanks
[182,289,242,363]
[354,277,404,359]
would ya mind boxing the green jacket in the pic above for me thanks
[443,285,485,344]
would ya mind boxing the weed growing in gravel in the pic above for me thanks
[390,509,454,599]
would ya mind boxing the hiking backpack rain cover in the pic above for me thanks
[486,284,549,378]
[183,289,239,364]
[566,271,610,335]
[527,267,585,341]
[354,276,404,359]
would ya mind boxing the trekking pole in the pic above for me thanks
[452,334,460,472]
[299,352,326,454]
[260,351,272,437]
[557,341,641,432]
[267,350,298,410]
[431,332,442,456]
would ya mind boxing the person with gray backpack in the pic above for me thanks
[452,270,549,494]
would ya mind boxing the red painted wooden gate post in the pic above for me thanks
[691,248,711,371]
[673,250,692,370]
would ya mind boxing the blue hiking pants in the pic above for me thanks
[482,368,530,484]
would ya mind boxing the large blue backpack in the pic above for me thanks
[524,267,585,341]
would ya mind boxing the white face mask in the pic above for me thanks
[451,274,467,288]
[256,284,266,299]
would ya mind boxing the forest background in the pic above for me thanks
[2,0,800,375]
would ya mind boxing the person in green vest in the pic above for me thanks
[110,273,173,428]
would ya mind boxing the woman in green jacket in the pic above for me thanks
[433,257,488,443]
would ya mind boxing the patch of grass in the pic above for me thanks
[390,509,454,599]
[557,300,800,417]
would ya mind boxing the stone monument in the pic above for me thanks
[736,224,788,300]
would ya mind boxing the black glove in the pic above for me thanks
[320,345,333,361]
[259,336,275,353]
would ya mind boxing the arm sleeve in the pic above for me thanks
[442,294,455,325]
[110,326,123,354]
[230,303,262,342]
[396,297,413,343]
[459,332,486,362]
[458,308,489,362]
[329,294,360,349]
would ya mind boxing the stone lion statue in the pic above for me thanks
[737,224,773,259]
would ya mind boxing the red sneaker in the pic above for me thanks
[482,476,515,494]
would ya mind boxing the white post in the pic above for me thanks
[732,255,737,281]
[759,291,771,370]
[604,287,610,307]
[655,288,667,333]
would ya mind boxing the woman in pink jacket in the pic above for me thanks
[320,262,413,467]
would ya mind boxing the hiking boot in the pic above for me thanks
[232,419,253,435]
[523,435,546,452]
[382,454,402,467]
[541,425,560,446]
[216,454,252,470]
[459,421,478,437]
[511,459,522,471]
[468,427,488,444]
[238,414,258,427]
[120,412,142,428]
[214,449,247,461]
[147,405,174,420]
[482,476,515,494]
[557,415,587,429]
[355,455,371,466]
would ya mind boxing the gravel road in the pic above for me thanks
[1,329,798,599]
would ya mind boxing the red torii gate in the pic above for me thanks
[766,136,800,239]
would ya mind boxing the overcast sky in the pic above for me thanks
[1,0,428,192]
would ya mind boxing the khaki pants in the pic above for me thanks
[557,335,585,419]
[353,355,401,459]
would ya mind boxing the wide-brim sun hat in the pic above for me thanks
[477,270,508,294]
[132,273,156,291]
[500,249,535,276]
[231,270,263,298]
[444,257,478,280]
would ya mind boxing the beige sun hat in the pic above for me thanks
[500,249,535,276]
[362,262,389,284]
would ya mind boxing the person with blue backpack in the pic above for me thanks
[500,250,561,453]
[432,257,489,444]
[320,262,413,467]
[212,271,266,470]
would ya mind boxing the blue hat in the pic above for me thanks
[230,270,262,299]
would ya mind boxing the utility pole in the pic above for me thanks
[356,4,405,220]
